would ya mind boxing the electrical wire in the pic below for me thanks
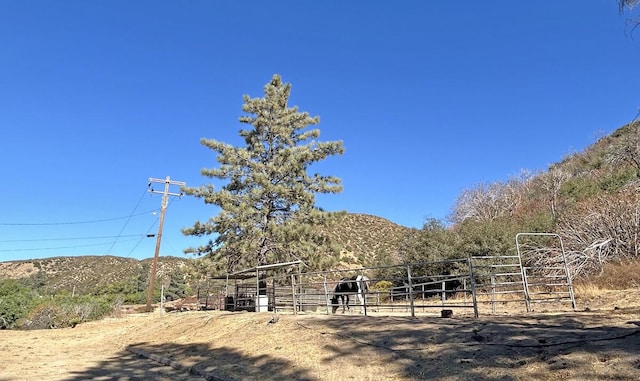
[0,234,143,243]
[106,188,149,255]
[125,220,159,258]
[124,195,180,258]
[0,188,184,258]
[0,210,157,226]
[0,237,141,252]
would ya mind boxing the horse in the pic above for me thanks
[331,275,369,314]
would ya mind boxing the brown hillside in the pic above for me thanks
[0,255,189,294]
[325,213,414,266]
[0,213,411,293]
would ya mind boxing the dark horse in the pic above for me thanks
[331,275,369,314]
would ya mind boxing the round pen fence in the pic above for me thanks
[216,258,479,318]
[186,233,577,317]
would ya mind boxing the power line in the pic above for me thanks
[124,196,178,258]
[0,210,157,226]
[0,234,143,243]
[0,237,141,252]
[125,214,161,257]
[107,188,149,255]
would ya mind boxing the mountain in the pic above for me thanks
[325,213,414,265]
[0,255,191,295]
[0,213,412,294]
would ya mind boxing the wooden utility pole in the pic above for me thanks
[145,176,185,312]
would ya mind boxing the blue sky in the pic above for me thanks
[1,1,639,261]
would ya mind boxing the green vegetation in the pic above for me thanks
[182,74,346,273]
[21,294,114,330]
[0,279,39,329]
[0,256,196,329]
[1,278,126,330]
[162,267,191,301]
[93,276,146,304]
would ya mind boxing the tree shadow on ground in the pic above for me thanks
[60,341,318,381]
[308,313,640,380]
[55,311,640,381]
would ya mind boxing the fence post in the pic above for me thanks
[467,258,479,318]
[361,272,368,316]
[291,274,297,315]
[323,274,330,315]
[522,268,532,313]
[491,274,496,314]
[463,278,468,305]
[407,265,415,318]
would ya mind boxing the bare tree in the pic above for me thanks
[449,171,533,224]
[556,186,640,277]
[450,182,503,223]
[619,0,640,35]
[504,170,535,215]
[605,120,640,178]
[537,167,571,218]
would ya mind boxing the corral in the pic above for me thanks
[187,234,577,318]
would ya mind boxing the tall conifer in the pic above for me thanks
[182,75,345,273]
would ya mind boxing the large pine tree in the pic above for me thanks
[182,75,345,273]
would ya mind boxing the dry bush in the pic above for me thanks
[573,260,640,292]
[587,260,640,289]
[557,187,640,277]
[572,281,604,298]
[110,295,125,318]
[19,296,115,330]
[21,304,60,330]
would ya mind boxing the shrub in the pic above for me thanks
[0,279,38,329]
[586,261,640,290]
[370,280,393,302]
[92,277,146,304]
[21,303,59,329]
[21,295,114,330]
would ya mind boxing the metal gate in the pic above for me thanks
[515,233,576,312]
[470,233,577,314]
[470,253,527,314]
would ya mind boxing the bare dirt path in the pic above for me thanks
[0,315,202,381]
[1,294,640,381]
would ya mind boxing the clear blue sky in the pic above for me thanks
[1,1,639,261]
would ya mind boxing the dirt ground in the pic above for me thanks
[1,291,640,381]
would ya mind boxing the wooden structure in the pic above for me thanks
[223,260,303,312]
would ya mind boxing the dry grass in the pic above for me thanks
[573,282,604,298]
[585,260,640,289]
[2,290,640,381]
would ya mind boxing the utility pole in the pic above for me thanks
[145,176,185,312]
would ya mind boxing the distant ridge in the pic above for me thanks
[0,213,413,293]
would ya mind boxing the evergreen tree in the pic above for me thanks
[183,74,345,273]
[163,269,189,301]
[400,219,461,276]
[619,0,639,25]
